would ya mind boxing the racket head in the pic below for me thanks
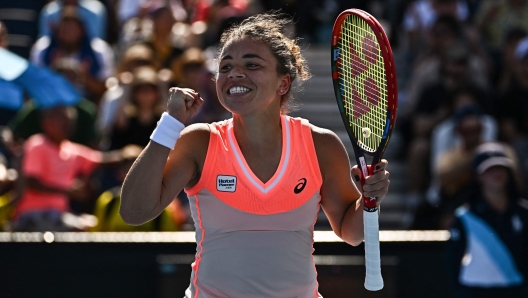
[331,9,398,164]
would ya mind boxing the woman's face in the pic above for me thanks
[216,37,289,116]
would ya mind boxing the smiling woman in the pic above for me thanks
[120,11,391,298]
[214,13,311,114]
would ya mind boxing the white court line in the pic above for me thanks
[0,231,450,243]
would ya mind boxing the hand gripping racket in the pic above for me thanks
[331,9,398,291]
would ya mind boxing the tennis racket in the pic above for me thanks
[330,9,398,291]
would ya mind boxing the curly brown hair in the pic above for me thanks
[216,11,311,113]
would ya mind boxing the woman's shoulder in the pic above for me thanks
[308,123,342,147]
[307,123,347,168]
[285,116,339,138]
[181,122,211,138]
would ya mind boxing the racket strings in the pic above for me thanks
[338,15,388,152]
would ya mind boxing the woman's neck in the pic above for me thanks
[231,113,283,183]
[232,113,282,153]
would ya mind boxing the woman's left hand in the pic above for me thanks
[351,159,390,205]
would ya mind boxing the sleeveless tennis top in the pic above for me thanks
[184,115,323,298]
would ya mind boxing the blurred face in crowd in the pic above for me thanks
[152,8,175,35]
[57,18,84,48]
[478,166,510,192]
[430,21,458,51]
[133,84,160,110]
[457,114,482,149]
[453,93,476,109]
[443,57,469,83]
[42,106,76,144]
[182,62,207,90]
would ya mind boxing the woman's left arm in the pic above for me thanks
[312,126,390,246]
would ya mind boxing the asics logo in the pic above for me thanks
[294,178,307,194]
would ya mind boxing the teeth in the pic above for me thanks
[229,86,250,94]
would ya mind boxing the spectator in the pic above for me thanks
[108,66,164,150]
[200,0,252,47]
[39,0,107,41]
[0,0,46,58]
[403,43,490,219]
[141,5,185,69]
[92,144,187,231]
[474,0,528,59]
[97,43,162,138]
[171,47,229,124]
[0,22,24,126]
[498,36,528,197]
[8,57,99,148]
[0,45,81,110]
[117,0,187,25]
[433,106,485,226]
[31,5,114,104]
[0,132,18,199]
[446,142,528,297]
[0,149,18,231]
[410,105,488,229]
[414,88,500,227]
[402,17,489,118]
[402,0,469,61]
[495,29,527,96]
[11,105,123,231]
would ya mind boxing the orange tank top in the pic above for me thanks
[184,115,323,298]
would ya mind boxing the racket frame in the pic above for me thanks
[331,9,397,211]
[330,8,398,292]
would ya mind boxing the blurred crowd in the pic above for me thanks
[395,0,528,233]
[0,0,528,237]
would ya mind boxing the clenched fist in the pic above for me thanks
[167,87,204,124]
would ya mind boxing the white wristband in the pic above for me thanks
[150,112,185,150]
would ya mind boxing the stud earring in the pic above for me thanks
[280,89,284,93]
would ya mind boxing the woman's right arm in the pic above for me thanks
[120,88,205,225]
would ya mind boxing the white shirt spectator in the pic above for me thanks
[39,0,107,40]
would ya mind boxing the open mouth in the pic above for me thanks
[228,86,251,95]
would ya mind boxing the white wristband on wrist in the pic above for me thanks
[150,112,185,150]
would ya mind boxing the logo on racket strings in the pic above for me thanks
[337,34,381,119]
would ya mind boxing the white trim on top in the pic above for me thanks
[227,115,291,194]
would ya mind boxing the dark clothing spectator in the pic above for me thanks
[0,0,46,58]
[446,142,528,297]
[447,198,528,297]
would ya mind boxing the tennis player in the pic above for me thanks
[121,12,390,297]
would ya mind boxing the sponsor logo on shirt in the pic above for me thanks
[217,175,237,192]
[294,178,307,194]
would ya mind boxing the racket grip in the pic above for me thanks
[364,209,383,291]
